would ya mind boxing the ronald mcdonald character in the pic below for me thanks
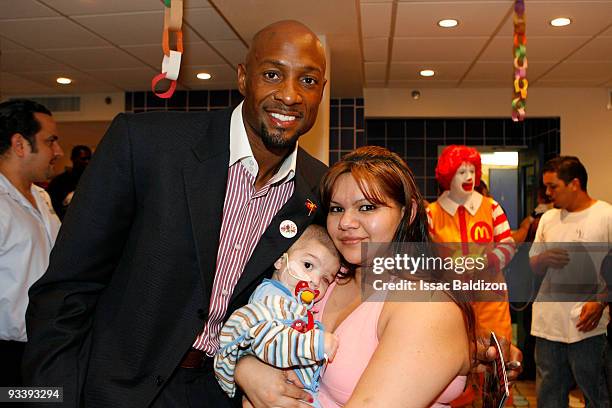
[426,145,514,341]
[427,145,516,406]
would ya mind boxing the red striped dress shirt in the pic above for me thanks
[192,103,296,356]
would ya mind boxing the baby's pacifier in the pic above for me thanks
[295,281,319,306]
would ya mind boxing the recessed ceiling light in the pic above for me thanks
[438,19,459,28]
[196,72,212,80]
[56,77,72,85]
[420,69,435,77]
[550,17,571,27]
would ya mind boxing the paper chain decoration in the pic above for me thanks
[512,0,527,122]
[151,0,184,99]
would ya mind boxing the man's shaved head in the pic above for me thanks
[246,20,326,73]
[238,20,327,152]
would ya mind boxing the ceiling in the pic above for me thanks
[0,0,611,98]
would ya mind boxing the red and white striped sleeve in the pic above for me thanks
[487,200,516,271]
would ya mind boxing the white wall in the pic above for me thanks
[364,87,612,202]
[52,92,124,122]
[54,121,111,170]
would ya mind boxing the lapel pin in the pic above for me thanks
[279,220,298,239]
[305,199,317,217]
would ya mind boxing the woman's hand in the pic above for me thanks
[235,355,313,408]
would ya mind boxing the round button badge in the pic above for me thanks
[279,220,298,239]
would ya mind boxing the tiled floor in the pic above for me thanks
[511,381,586,408]
[512,381,538,407]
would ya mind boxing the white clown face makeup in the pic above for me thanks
[450,162,476,200]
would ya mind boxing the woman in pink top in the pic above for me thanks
[314,146,474,407]
[236,146,477,407]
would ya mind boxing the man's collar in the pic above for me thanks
[0,171,12,194]
[0,171,34,208]
[437,190,483,216]
[229,101,253,167]
[229,101,297,184]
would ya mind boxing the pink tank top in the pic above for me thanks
[315,282,467,407]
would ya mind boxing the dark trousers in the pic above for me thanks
[0,340,25,386]
[151,359,241,408]
[536,335,608,408]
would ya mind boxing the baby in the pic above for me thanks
[214,224,340,407]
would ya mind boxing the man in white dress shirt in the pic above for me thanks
[0,99,63,386]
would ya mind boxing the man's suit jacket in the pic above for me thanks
[23,108,327,407]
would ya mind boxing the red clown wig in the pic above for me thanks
[435,145,482,191]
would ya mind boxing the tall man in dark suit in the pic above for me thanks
[23,20,327,408]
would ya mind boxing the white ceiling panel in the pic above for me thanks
[0,18,107,49]
[480,35,590,62]
[181,42,227,66]
[392,38,487,62]
[1,50,70,72]
[389,62,470,81]
[460,80,511,88]
[361,3,392,38]
[2,0,611,95]
[0,0,58,19]
[184,8,238,41]
[88,67,159,90]
[568,36,612,62]
[0,71,55,94]
[17,69,121,92]
[498,1,612,37]
[122,42,229,70]
[73,12,198,46]
[394,2,511,37]
[213,0,359,41]
[208,40,247,66]
[363,37,388,62]
[539,61,612,82]
[0,37,25,51]
[536,79,606,87]
[119,44,168,68]
[365,80,386,87]
[365,62,386,81]
[39,47,144,70]
[41,0,210,15]
[464,61,555,81]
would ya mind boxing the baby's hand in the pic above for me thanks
[323,332,339,362]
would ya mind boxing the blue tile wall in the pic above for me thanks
[125,93,559,203]
[363,117,560,201]
[329,98,365,165]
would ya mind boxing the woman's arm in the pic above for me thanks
[344,300,471,407]
[235,356,313,408]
